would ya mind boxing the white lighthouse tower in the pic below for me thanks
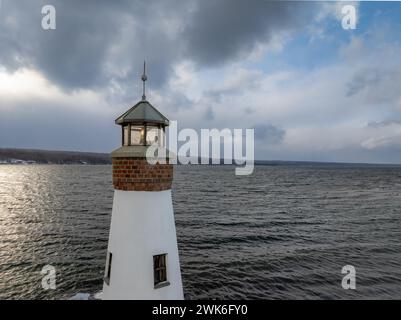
[102,63,183,300]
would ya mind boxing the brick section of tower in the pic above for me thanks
[112,157,173,191]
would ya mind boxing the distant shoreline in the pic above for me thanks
[0,148,111,165]
[1,147,401,167]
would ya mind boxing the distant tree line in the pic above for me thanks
[0,148,111,164]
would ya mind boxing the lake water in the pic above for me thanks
[1,164,401,299]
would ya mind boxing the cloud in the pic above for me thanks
[182,0,316,66]
[0,0,187,91]
[361,135,401,150]
[346,68,381,96]
[154,31,401,163]
[362,121,401,150]
[204,106,215,121]
[1,1,401,164]
[367,120,401,128]
[0,67,117,152]
[204,68,263,102]
[253,124,285,144]
[346,66,401,100]
[0,0,317,93]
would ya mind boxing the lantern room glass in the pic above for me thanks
[146,125,164,147]
[130,125,145,145]
[123,124,165,146]
[123,126,129,146]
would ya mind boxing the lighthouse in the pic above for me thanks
[102,63,184,300]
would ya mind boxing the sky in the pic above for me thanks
[0,0,401,163]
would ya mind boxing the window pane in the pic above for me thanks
[123,126,129,146]
[146,126,160,146]
[131,126,144,145]
[160,255,165,267]
[154,255,160,267]
[159,129,165,147]
[153,254,167,286]
[161,269,166,282]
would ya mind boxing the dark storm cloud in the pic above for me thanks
[183,0,315,66]
[0,0,316,91]
[253,123,285,144]
[0,0,186,90]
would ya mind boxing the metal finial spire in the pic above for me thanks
[141,61,147,100]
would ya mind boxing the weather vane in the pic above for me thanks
[141,61,147,100]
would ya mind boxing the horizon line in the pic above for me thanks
[1,146,400,167]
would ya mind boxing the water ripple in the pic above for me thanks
[1,164,401,299]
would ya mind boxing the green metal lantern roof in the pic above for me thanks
[115,100,169,126]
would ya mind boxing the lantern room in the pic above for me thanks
[115,61,169,147]
[115,100,169,147]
